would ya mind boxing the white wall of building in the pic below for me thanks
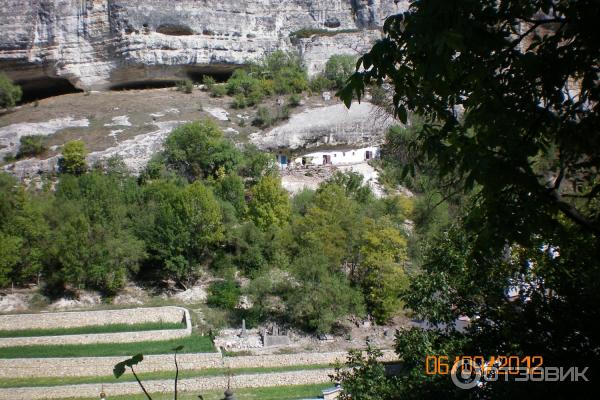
[289,146,380,167]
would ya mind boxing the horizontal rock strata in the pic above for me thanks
[0,1,409,91]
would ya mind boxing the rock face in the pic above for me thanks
[251,101,391,150]
[0,0,407,92]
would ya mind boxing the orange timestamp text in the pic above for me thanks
[425,355,544,375]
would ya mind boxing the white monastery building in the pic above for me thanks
[277,146,380,168]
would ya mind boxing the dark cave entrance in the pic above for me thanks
[109,80,181,91]
[108,66,236,91]
[186,70,233,83]
[17,77,83,103]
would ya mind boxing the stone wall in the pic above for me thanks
[222,350,397,369]
[0,306,187,330]
[0,352,223,379]
[1,349,396,379]
[0,306,191,348]
[0,369,335,400]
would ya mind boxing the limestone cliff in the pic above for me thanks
[0,0,408,92]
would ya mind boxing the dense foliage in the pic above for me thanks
[337,0,599,398]
[58,140,89,175]
[309,54,358,92]
[0,121,413,334]
[16,135,46,159]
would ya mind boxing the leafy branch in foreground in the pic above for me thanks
[338,0,600,398]
[113,354,152,400]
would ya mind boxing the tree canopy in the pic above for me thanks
[338,0,599,398]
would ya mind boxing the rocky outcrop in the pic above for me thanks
[251,101,391,150]
[3,119,186,178]
[0,1,408,92]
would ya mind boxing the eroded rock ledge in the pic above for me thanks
[0,0,408,93]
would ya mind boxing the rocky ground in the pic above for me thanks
[0,87,390,180]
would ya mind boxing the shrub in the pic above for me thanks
[0,73,22,108]
[226,70,265,105]
[309,75,333,93]
[176,79,194,94]
[324,54,357,89]
[288,94,302,107]
[207,280,241,310]
[202,75,216,90]
[260,79,275,96]
[252,51,308,95]
[252,107,273,128]
[17,135,46,159]
[58,140,88,175]
[273,69,308,94]
[232,94,247,109]
[210,84,227,98]
[252,106,290,128]
[246,90,264,107]
[277,106,291,121]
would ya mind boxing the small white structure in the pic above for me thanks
[291,146,379,167]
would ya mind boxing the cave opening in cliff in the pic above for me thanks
[156,24,195,36]
[17,77,83,103]
[186,70,233,83]
[109,80,181,91]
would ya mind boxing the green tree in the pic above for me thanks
[214,173,246,216]
[59,140,88,175]
[163,121,241,181]
[324,54,357,89]
[239,145,277,182]
[0,173,19,226]
[357,219,409,323]
[339,0,600,398]
[287,251,364,333]
[226,69,265,105]
[6,194,51,284]
[47,210,144,294]
[45,172,145,293]
[207,279,241,310]
[142,181,223,284]
[0,232,21,287]
[248,175,290,229]
[331,346,397,400]
[296,183,359,267]
[0,174,51,286]
[0,73,22,108]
